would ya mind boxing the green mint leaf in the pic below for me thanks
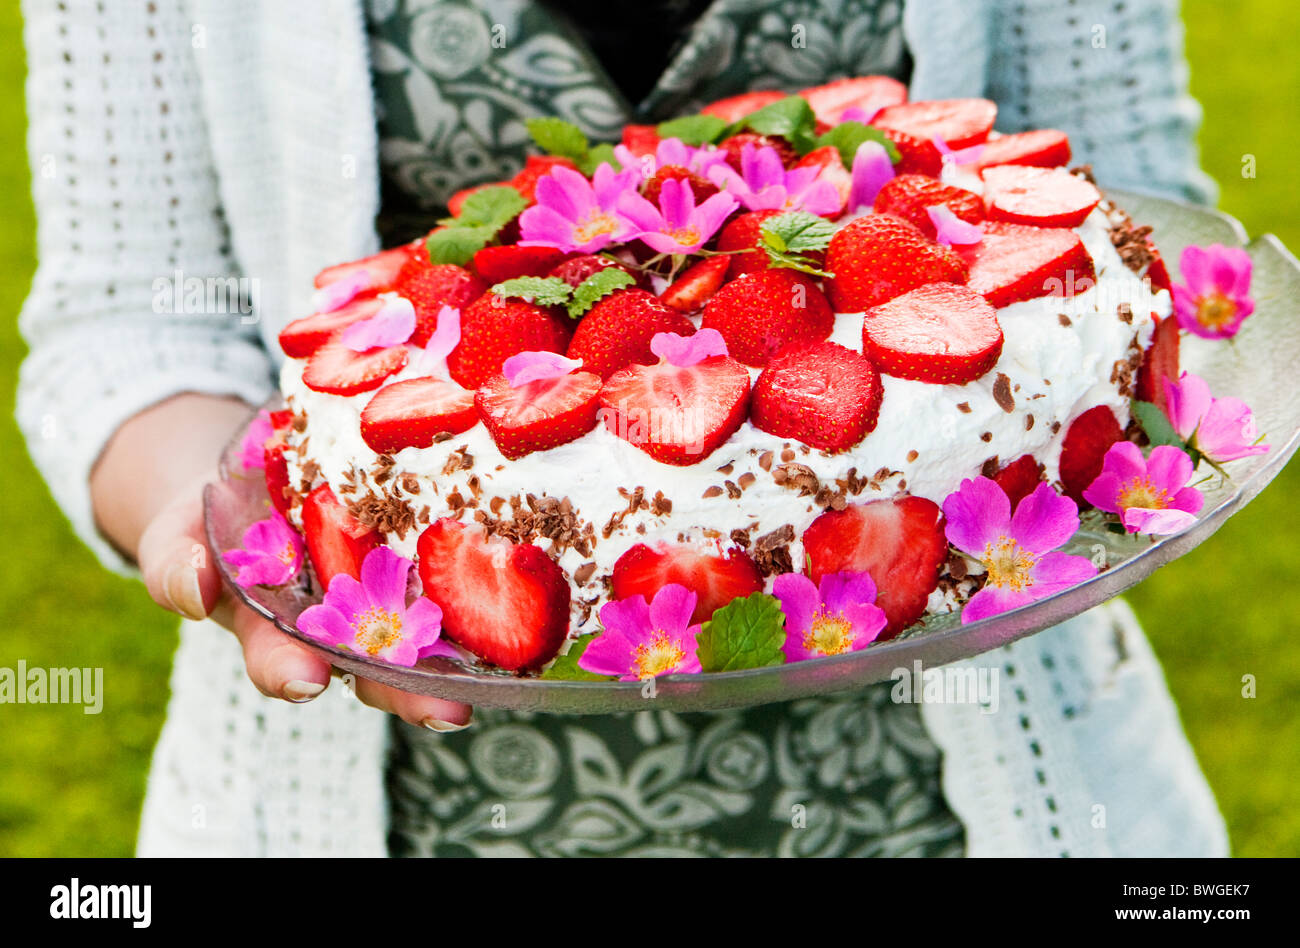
[697,592,788,673]
[726,96,818,154]
[814,121,900,167]
[526,117,590,163]
[426,225,497,267]
[576,142,621,177]
[567,267,635,318]
[656,114,729,146]
[763,248,835,278]
[455,185,528,231]
[541,633,614,681]
[1131,399,1185,450]
[761,211,836,255]
[491,276,574,308]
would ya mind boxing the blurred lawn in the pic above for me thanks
[0,0,1296,857]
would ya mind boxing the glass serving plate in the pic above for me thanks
[205,188,1300,713]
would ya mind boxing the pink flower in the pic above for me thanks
[846,140,895,213]
[518,163,641,253]
[297,546,452,666]
[773,571,886,661]
[237,409,275,471]
[650,328,726,367]
[933,135,985,168]
[223,512,304,588]
[341,295,416,351]
[1082,442,1204,535]
[1172,243,1254,339]
[943,479,1097,623]
[579,584,703,680]
[927,206,983,247]
[613,137,729,182]
[618,177,738,255]
[707,144,841,215]
[1162,371,1269,464]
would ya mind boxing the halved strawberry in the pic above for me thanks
[510,155,578,203]
[567,288,696,379]
[301,483,380,590]
[974,129,1072,170]
[472,245,567,284]
[1058,405,1124,505]
[863,283,1003,385]
[612,542,764,625]
[877,127,944,177]
[599,355,751,465]
[549,253,645,290]
[264,441,293,517]
[1146,249,1173,293]
[873,98,997,150]
[961,221,1096,308]
[701,90,787,123]
[643,165,720,205]
[719,132,798,171]
[391,257,487,346]
[716,209,783,278]
[447,293,573,390]
[359,377,478,454]
[475,369,602,459]
[873,174,983,238]
[802,496,947,638]
[981,165,1102,228]
[416,519,570,671]
[993,454,1045,511]
[302,339,408,395]
[621,123,661,158]
[825,213,968,312]
[751,340,883,453]
[313,242,420,291]
[1135,313,1181,412]
[794,145,851,214]
[659,256,731,313]
[702,270,835,367]
[279,296,384,359]
[798,76,907,125]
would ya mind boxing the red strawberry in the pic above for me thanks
[269,409,293,431]
[793,146,851,214]
[873,174,983,238]
[701,90,787,123]
[873,98,997,150]
[391,257,487,346]
[798,75,908,125]
[719,132,798,171]
[659,255,730,313]
[359,377,478,454]
[1146,250,1172,293]
[417,519,570,671]
[313,242,419,291]
[473,245,567,284]
[862,283,1003,385]
[961,221,1096,308]
[548,253,645,290]
[974,129,1072,170]
[301,483,380,590]
[716,209,782,278]
[302,339,408,396]
[825,213,968,312]
[599,355,751,465]
[802,496,948,637]
[1058,405,1124,505]
[510,155,578,203]
[475,369,602,459]
[264,441,294,517]
[877,127,944,177]
[750,340,883,453]
[621,124,661,158]
[612,543,764,625]
[981,165,1102,228]
[279,296,383,359]
[993,454,1045,511]
[643,165,720,205]
[702,270,835,367]
[447,293,573,390]
[1135,313,1181,412]
[567,288,696,379]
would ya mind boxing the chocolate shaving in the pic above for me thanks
[981,456,1000,479]
[400,472,421,495]
[730,528,752,549]
[1058,313,1073,328]
[441,447,474,476]
[758,451,774,472]
[906,450,919,463]
[992,372,1015,413]
[737,472,756,490]
[1117,303,1134,324]
[650,490,672,516]
[1108,208,1157,276]
[573,562,597,586]
[772,463,820,496]
[346,488,417,540]
[724,480,742,500]
[957,401,972,414]
[752,524,795,577]
[702,485,724,498]
[980,431,993,443]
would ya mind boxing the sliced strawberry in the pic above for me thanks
[659,255,731,313]
[313,242,420,291]
[719,132,798,171]
[391,257,487,346]
[1135,313,1181,412]
[700,90,788,123]
[751,340,883,453]
[798,76,908,125]
[863,283,1003,385]
[475,370,602,459]
[873,174,983,239]
[974,129,1072,171]
[982,165,1102,228]
[567,288,696,379]
[264,441,294,517]
[873,98,997,150]
[416,519,570,671]
[802,497,947,638]
[473,245,567,284]
[447,293,573,390]
[993,454,1045,511]
[701,270,835,367]
[961,221,1096,308]
[599,355,751,465]
[1058,405,1124,506]
[612,543,764,625]
[359,377,478,454]
[510,155,578,203]
[1146,251,1173,293]
[793,146,851,214]
[269,409,293,432]
[877,127,944,177]
[302,339,408,396]
[825,213,968,312]
[643,165,720,205]
[279,296,384,359]
[716,209,783,278]
[621,123,661,158]
[548,253,645,290]
[301,483,380,590]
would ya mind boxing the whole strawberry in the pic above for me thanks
[716,209,782,279]
[567,288,696,379]
[446,292,573,390]
[825,213,968,312]
[702,270,834,367]
[391,257,487,346]
[873,174,983,239]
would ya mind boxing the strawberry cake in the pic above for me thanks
[260,80,1177,675]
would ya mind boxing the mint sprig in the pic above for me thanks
[490,276,575,308]
[696,592,788,673]
[723,96,819,154]
[758,211,836,278]
[567,267,635,318]
[526,117,621,177]
[813,120,900,168]
[429,185,528,267]
[541,633,614,681]
[656,114,729,146]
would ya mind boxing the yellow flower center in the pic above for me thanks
[668,226,701,247]
[1117,476,1170,511]
[1196,292,1238,330]
[802,606,855,656]
[632,629,686,679]
[982,536,1037,593]
[277,541,298,566]
[573,211,619,245]
[353,607,404,656]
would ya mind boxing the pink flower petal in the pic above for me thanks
[1196,395,1269,462]
[297,603,356,648]
[359,546,416,613]
[503,351,584,387]
[238,410,275,470]
[1121,506,1198,535]
[1179,245,1216,297]
[773,572,819,638]
[932,136,985,166]
[1027,551,1098,595]
[415,305,462,375]
[1081,472,1124,514]
[1145,444,1195,494]
[341,296,416,351]
[961,585,1035,624]
[651,328,725,366]
[927,205,983,246]
[1161,371,1212,440]
[818,570,880,616]
[649,583,697,634]
[1009,482,1079,555]
[311,268,372,313]
[848,140,895,212]
[943,476,1012,557]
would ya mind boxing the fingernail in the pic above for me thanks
[283,680,326,703]
[164,563,207,620]
[422,717,472,733]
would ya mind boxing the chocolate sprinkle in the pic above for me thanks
[992,372,1015,413]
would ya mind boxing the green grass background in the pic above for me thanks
[0,1,1296,856]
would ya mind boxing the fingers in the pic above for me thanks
[138,474,225,621]
[350,677,474,731]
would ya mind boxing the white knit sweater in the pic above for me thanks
[16,0,1227,856]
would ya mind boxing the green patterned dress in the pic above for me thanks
[366,0,964,857]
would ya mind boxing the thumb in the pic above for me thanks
[138,474,225,621]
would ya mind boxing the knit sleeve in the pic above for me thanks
[15,0,277,575]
